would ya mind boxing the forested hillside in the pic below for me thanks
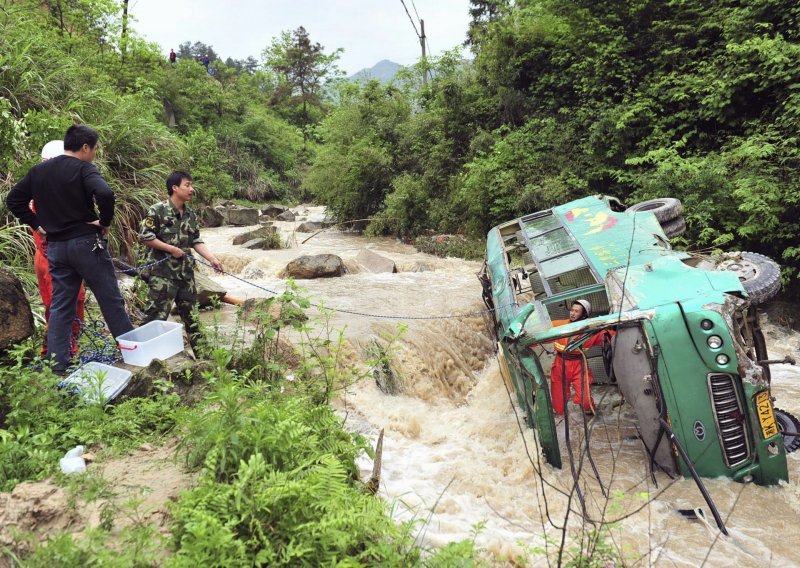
[1,0,798,296]
[306,0,800,297]
[0,1,322,268]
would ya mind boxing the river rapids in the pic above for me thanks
[201,206,800,567]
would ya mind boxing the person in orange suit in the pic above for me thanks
[550,299,610,416]
[31,140,86,357]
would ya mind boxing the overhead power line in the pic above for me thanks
[399,0,421,38]
[410,0,422,22]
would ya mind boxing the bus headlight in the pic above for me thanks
[716,354,729,365]
[701,319,714,330]
[707,335,723,349]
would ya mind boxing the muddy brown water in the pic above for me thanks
[202,206,800,566]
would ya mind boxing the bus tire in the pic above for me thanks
[662,216,686,238]
[625,198,683,223]
[714,251,781,304]
[774,408,800,453]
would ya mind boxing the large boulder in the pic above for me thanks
[356,249,397,273]
[284,254,345,279]
[232,225,278,245]
[214,205,229,222]
[241,238,268,250]
[0,269,34,350]
[276,210,296,222]
[118,353,211,405]
[198,206,225,228]
[194,270,227,307]
[262,204,289,219]
[296,221,335,233]
[226,207,260,226]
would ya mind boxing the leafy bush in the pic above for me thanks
[169,452,418,567]
[0,360,181,492]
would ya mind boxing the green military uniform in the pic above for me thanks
[139,199,205,351]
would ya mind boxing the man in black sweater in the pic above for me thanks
[7,124,133,373]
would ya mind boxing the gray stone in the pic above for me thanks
[194,270,227,307]
[284,254,345,279]
[214,205,229,224]
[227,207,260,226]
[242,238,267,250]
[232,225,278,245]
[356,249,397,273]
[296,221,332,233]
[277,210,296,222]
[0,269,34,350]
[262,204,289,219]
[199,206,225,228]
[117,355,211,406]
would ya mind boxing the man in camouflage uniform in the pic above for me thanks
[139,171,223,353]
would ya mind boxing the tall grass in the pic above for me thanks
[0,223,36,291]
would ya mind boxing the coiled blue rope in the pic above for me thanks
[69,257,171,365]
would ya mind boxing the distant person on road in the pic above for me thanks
[30,140,86,358]
[139,171,223,355]
[201,53,209,68]
[6,124,134,374]
[549,299,609,416]
[169,48,176,63]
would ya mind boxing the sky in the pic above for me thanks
[128,0,472,76]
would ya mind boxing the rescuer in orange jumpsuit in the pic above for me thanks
[32,140,86,357]
[550,299,609,415]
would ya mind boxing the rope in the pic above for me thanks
[59,250,507,369]
[57,256,170,367]
[113,256,170,274]
[193,257,509,321]
[76,318,122,365]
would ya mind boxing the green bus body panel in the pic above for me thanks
[518,349,561,469]
[486,195,789,485]
[644,309,731,478]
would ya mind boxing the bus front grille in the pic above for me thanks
[708,373,750,468]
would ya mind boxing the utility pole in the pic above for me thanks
[120,0,129,62]
[420,19,427,86]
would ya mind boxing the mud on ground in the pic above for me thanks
[0,439,194,564]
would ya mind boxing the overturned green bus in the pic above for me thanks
[480,195,794,489]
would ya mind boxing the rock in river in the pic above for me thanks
[284,254,345,279]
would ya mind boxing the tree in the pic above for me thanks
[466,0,508,49]
[177,41,219,63]
[263,26,343,141]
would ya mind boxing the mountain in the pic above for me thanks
[348,60,402,83]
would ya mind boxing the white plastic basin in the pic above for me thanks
[63,361,132,404]
[116,320,184,366]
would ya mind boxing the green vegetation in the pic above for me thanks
[1,0,795,563]
[0,0,308,268]
[304,1,800,297]
[0,291,480,566]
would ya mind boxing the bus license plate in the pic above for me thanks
[756,391,779,439]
